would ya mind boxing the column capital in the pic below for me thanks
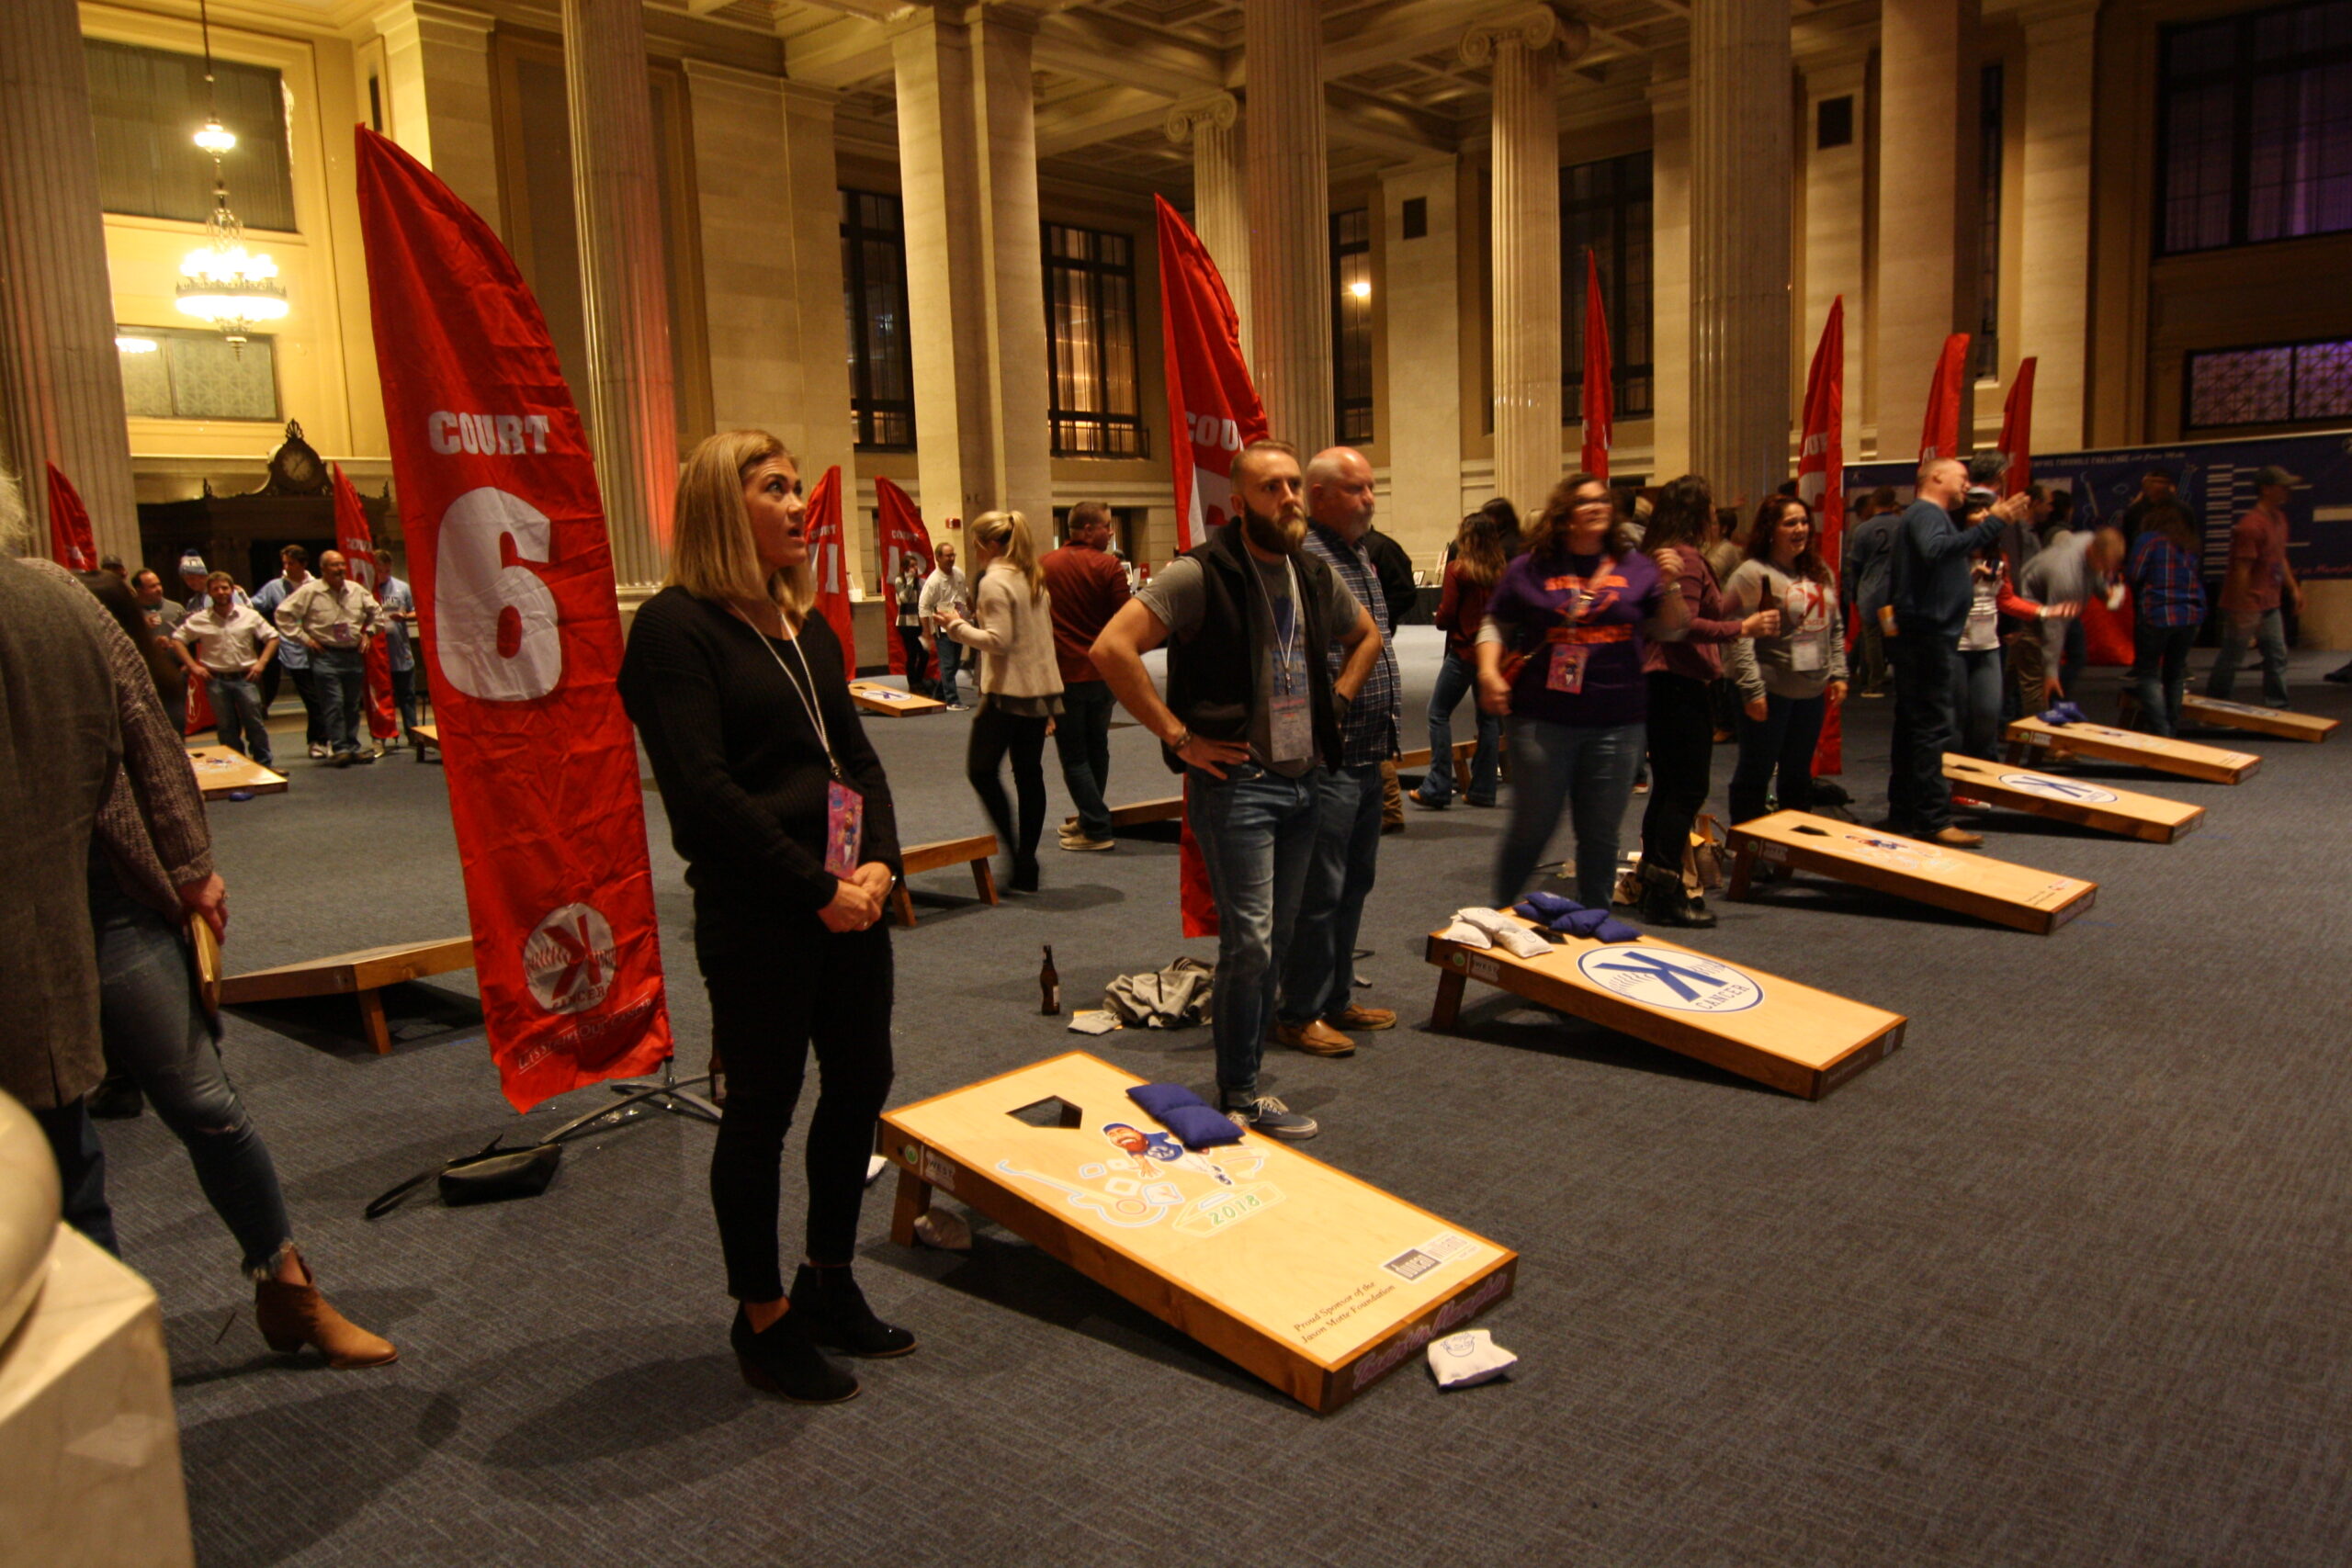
[1164,91,1238,146]
[370,1,495,51]
[1460,4,1587,69]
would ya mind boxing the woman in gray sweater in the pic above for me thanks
[939,511,1064,891]
[1723,495,1849,826]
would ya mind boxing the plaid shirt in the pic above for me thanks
[2127,532,2207,629]
[1305,523,1398,766]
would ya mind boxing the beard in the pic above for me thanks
[1238,494,1308,556]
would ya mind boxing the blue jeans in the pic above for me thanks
[933,637,965,703]
[206,671,274,766]
[1728,691,1826,825]
[1280,761,1384,1027]
[1186,764,1319,1099]
[1889,635,1960,832]
[311,645,366,755]
[1417,651,1500,806]
[34,1100,116,1258]
[2208,607,2289,706]
[1952,646,2004,760]
[2132,623,2197,738]
[1053,680,1117,840]
[1492,719,1644,908]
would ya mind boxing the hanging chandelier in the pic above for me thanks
[175,0,287,347]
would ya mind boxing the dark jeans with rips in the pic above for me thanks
[1888,635,1961,833]
[1187,763,1318,1100]
[1280,761,1384,1027]
[2132,623,2198,737]
[967,699,1050,876]
[699,901,894,1302]
[1053,680,1116,841]
[34,1100,117,1258]
[1640,671,1716,876]
[1728,691,1826,825]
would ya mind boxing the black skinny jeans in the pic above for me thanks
[967,699,1050,871]
[1640,671,1717,874]
[699,905,894,1303]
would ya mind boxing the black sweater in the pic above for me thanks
[619,587,900,915]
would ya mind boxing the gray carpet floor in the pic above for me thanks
[106,627,2352,1566]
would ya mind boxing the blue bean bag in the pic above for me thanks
[1125,1083,1243,1149]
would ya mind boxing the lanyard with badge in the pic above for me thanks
[733,607,863,877]
[1546,554,1616,694]
[1265,556,1311,758]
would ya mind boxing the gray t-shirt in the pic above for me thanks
[1137,550,1361,778]
[2018,528,2099,664]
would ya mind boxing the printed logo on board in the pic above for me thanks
[1383,1232,1474,1282]
[522,903,616,1013]
[1577,945,1764,1013]
[1998,773,2118,804]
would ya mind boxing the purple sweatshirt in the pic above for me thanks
[1486,547,1667,728]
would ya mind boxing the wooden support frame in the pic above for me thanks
[218,937,475,1055]
[410,723,442,764]
[1941,755,2203,843]
[1724,811,2098,935]
[2003,717,2259,784]
[187,745,288,799]
[849,680,946,716]
[893,833,1001,927]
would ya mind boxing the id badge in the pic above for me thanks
[1546,643,1589,694]
[824,781,863,878]
[1268,686,1311,762]
[1792,637,1824,672]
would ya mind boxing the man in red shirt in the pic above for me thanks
[2207,464,2303,709]
[1042,502,1133,851]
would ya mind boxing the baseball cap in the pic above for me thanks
[2254,464,2301,488]
[177,550,207,575]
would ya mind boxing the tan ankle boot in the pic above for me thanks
[255,1255,399,1369]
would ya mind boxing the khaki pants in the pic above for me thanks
[2008,632,2052,716]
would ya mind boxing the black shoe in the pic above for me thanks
[789,1265,918,1358]
[731,1304,861,1403]
[86,1074,143,1120]
[2324,663,2352,684]
[1011,858,1041,894]
[1637,867,1716,929]
[1408,790,1448,811]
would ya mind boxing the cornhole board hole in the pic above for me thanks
[894,833,1000,926]
[1424,919,1905,1100]
[880,1052,1517,1413]
[849,680,946,717]
[1724,811,2098,935]
[2004,717,2258,784]
[187,744,287,799]
[410,723,442,763]
[1942,754,2204,844]
[2180,695,2338,743]
[219,936,474,1054]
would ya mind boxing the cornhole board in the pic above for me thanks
[1942,754,2204,844]
[1396,739,1480,793]
[1424,919,1906,1100]
[410,722,441,763]
[2004,717,2258,784]
[187,744,287,799]
[2180,694,2338,742]
[894,833,999,927]
[1063,795,1185,837]
[881,1052,1517,1413]
[1724,810,2098,935]
[219,936,474,1054]
[849,680,946,717]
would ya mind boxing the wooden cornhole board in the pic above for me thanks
[2179,694,2338,742]
[849,680,946,717]
[1424,919,1905,1100]
[1062,795,1186,837]
[1724,810,2098,935]
[187,744,287,799]
[1942,754,2204,844]
[219,936,474,1054]
[881,1052,1517,1413]
[410,722,441,763]
[893,833,999,926]
[2004,716,2258,784]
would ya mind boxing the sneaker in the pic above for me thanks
[945,701,967,712]
[308,743,328,759]
[1224,1094,1317,1140]
[1058,833,1114,852]
[1928,826,1984,849]
[1272,1020,1355,1056]
[1329,1004,1396,1032]
[2324,663,2352,684]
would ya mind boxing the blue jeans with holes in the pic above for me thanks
[206,671,274,767]
[1418,651,1500,806]
[1492,718,1644,909]
[2208,608,2290,706]
[1185,763,1319,1100]
[1280,761,1385,1027]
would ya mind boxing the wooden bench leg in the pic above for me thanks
[971,858,999,907]
[357,988,393,1055]
[1430,966,1466,1031]
[888,1167,933,1247]
[893,882,916,929]
[1725,841,1758,899]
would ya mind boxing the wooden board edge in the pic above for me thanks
[1319,1253,1520,1413]
[1813,1018,1907,1099]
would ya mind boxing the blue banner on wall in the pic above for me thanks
[1846,428,2352,581]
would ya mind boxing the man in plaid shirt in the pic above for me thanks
[1275,446,1404,1058]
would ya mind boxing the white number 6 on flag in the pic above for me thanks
[436,485,562,702]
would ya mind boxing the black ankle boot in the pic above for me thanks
[731,1305,859,1404]
[789,1264,918,1358]
[1638,865,1716,929]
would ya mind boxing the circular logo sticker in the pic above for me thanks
[1998,773,2118,805]
[522,903,616,1014]
[1575,944,1763,1014]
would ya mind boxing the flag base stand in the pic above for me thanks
[540,1058,722,1145]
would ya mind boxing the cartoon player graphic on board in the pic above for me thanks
[1102,1122,1235,1187]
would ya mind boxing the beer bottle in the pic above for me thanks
[1039,944,1060,1016]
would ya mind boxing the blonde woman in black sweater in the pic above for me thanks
[619,430,910,1405]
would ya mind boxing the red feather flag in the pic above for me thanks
[1579,249,1612,481]
[1800,300,1847,778]
[875,476,933,677]
[1919,333,1971,462]
[1996,357,2037,497]
[802,465,857,669]
[356,125,671,1111]
[331,464,401,741]
[1157,196,1267,552]
[45,464,97,573]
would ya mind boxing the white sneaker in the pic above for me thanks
[308,743,328,759]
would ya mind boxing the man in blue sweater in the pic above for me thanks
[1884,457,2029,845]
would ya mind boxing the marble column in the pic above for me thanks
[1876,0,1981,458]
[1647,64,1692,480]
[1466,6,1583,514]
[0,0,140,565]
[1244,0,1331,451]
[893,6,1053,527]
[1379,157,1463,561]
[562,0,677,595]
[2017,0,2096,452]
[1802,57,1869,460]
[371,2,503,238]
[1166,93,1250,359]
[1690,0,1793,508]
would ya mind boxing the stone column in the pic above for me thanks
[1647,63,1691,480]
[1802,57,1869,460]
[0,0,140,564]
[1166,93,1250,358]
[1690,0,1793,508]
[1244,0,1331,451]
[1379,157,1463,563]
[893,6,1052,526]
[371,3,503,238]
[1876,0,1981,458]
[562,0,677,595]
[2016,0,2096,452]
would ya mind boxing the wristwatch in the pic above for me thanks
[1168,727,1192,752]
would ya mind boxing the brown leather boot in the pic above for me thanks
[255,1254,399,1369]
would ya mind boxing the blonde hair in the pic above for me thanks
[668,429,809,621]
[967,509,1045,604]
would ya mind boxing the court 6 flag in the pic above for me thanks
[356,126,671,1111]
[1156,196,1267,551]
